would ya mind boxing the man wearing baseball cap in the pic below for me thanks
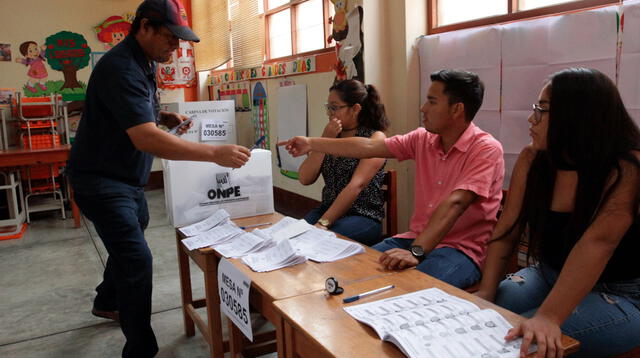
[68,1,249,356]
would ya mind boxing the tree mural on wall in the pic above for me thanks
[44,31,91,90]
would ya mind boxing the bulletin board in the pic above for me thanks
[418,3,621,185]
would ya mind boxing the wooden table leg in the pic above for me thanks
[284,321,295,358]
[176,232,195,337]
[204,254,225,358]
[228,319,245,358]
[276,315,286,358]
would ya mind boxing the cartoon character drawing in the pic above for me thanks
[329,0,363,81]
[15,41,48,93]
[95,15,131,51]
[328,0,348,43]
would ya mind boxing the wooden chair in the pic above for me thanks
[381,169,398,238]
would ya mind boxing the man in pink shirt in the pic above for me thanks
[279,69,504,288]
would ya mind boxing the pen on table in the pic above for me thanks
[240,222,272,230]
[342,285,395,303]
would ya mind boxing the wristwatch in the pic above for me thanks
[318,218,330,227]
[410,245,426,263]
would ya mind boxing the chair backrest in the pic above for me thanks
[382,170,398,238]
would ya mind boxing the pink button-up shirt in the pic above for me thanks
[384,123,504,268]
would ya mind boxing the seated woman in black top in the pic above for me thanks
[299,79,389,246]
[475,68,640,357]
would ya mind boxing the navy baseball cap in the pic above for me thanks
[136,0,200,42]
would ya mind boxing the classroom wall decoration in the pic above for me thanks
[14,40,49,94]
[157,40,196,89]
[0,44,11,61]
[94,15,132,51]
[329,0,364,82]
[211,81,252,112]
[0,88,14,106]
[207,56,317,86]
[251,81,269,150]
[41,31,91,100]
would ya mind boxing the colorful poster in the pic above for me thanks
[0,88,15,106]
[0,44,10,61]
[212,81,251,112]
[251,82,269,150]
[157,40,196,89]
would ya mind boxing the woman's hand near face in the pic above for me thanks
[322,118,342,138]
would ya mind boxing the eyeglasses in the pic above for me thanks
[531,104,549,125]
[324,103,351,115]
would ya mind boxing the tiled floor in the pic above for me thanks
[0,189,274,357]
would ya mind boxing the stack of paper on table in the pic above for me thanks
[241,239,306,272]
[178,209,230,237]
[181,222,244,251]
[214,231,272,258]
[179,210,365,271]
[289,229,365,262]
[344,288,535,358]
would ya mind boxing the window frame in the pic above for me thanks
[427,0,618,34]
[263,0,335,62]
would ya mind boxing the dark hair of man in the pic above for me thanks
[130,13,165,36]
[429,69,485,122]
[329,79,389,132]
[496,68,640,265]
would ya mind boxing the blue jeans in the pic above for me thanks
[372,237,480,289]
[71,174,158,358]
[304,206,383,246]
[495,264,640,357]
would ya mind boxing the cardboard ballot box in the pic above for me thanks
[163,149,274,227]
[163,100,273,227]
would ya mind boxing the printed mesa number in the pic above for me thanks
[220,286,249,324]
[203,129,227,137]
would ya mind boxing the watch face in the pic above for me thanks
[411,245,424,257]
[325,277,337,293]
[319,218,329,226]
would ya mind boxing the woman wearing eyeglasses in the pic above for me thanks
[298,79,389,246]
[475,68,640,357]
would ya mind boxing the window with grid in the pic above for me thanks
[429,0,617,33]
[264,0,335,60]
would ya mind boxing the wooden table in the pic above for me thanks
[274,268,580,358]
[176,212,397,358]
[0,145,80,228]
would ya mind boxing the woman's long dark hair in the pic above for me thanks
[500,68,640,263]
[330,79,389,131]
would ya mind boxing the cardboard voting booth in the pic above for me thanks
[162,100,274,227]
